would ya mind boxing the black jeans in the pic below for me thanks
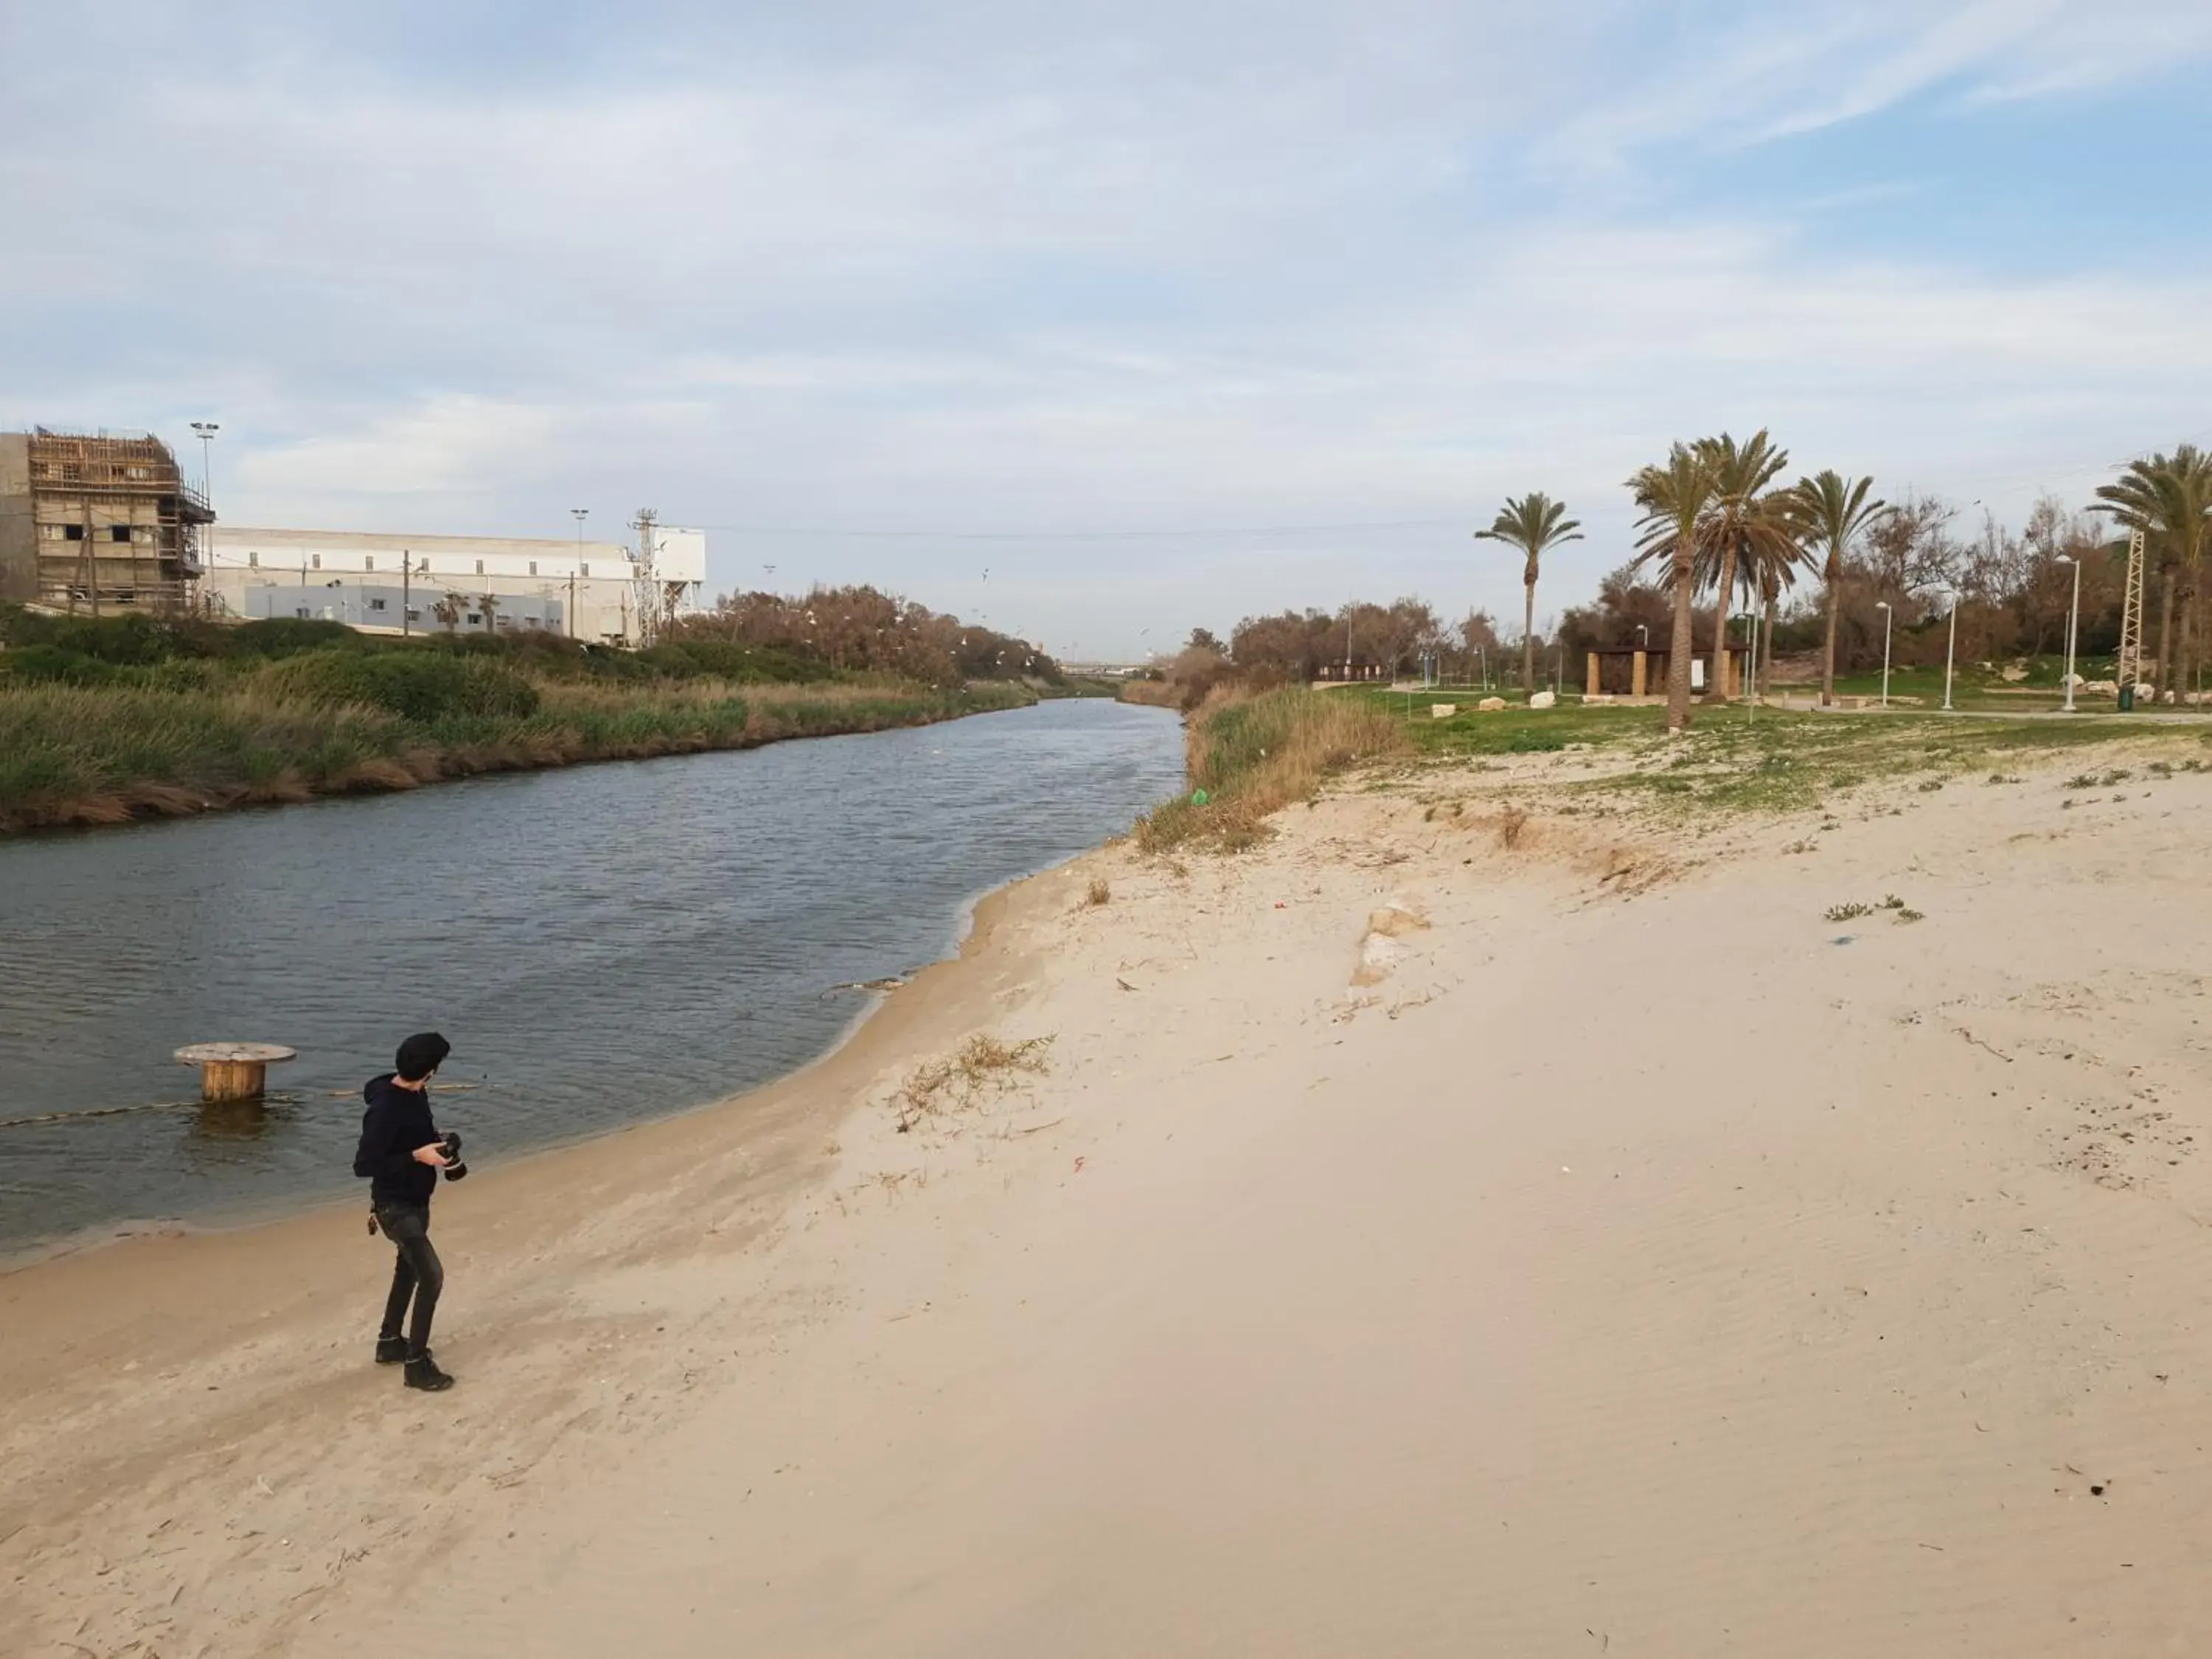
[375,1201,442,1358]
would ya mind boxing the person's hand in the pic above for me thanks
[411,1142,451,1168]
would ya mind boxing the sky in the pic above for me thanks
[5,1,2211,658]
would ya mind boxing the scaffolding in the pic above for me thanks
[23,428,213,613]
[2117,527,2146,698]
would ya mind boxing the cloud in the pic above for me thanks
[1,1,2208,651]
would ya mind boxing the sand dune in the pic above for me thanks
[7,742,2212,1656]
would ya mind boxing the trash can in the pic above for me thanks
[2119,683,2135,712]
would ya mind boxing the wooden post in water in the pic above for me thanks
[175,1042,298,1102]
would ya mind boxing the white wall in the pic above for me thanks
[199,525,713,644]
[204,529,640,642]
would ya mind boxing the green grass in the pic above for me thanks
[0,673,1033,835]
[1329,683,2212,820]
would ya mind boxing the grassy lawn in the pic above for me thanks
[1340,685,2212,817]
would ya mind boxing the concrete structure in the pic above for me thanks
[1585,644,1752,699]
[0,430,213,610]
[202,526,708,645]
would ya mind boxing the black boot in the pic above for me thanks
[375,1335,408,1365]
[403,1352,455,1391]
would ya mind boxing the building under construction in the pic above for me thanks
[0,429,214,611]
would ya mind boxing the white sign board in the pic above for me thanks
[1690,658,1705,691]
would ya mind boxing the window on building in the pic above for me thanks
[580,562,590,577]
[364,554,375,572]
[247,551,259,568]
[475,560,485,575]
[405,607,422,622]
[416,557,428,573]
[369,597,388,612]
[109,524,132,543]
[295,608,312,619]
[311,553,322,570]
[529,560,538,575]
[61,523,84,541]
[467,613,481,625]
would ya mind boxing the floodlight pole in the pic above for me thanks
[2056,555,2081,712]
[1876,602,1893,709]
[1942,591,1958,711]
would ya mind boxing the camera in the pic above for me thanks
[439,1130,469,1182]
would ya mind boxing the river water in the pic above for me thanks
[0,699,1184,1255]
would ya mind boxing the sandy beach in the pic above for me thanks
[8,727,2212,1657]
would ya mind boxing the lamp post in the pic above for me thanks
[1476,644,1486,692]
[1736,611,1760,718]
[1940,588,1958,712]
[2055,554,2081,713]
[1876,601,1893,709]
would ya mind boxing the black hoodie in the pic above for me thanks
[354,1073,439,1207]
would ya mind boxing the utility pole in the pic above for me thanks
[629,508,658,648]
[83,498,98,618]
[569,508,588,639]
[402,548,411,636]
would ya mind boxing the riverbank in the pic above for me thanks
[10,714,2212,1655]
[0,672,1033,834]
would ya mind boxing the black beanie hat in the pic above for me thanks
[395,1032,452,1082]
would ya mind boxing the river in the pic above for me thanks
[0,698,1184,1255]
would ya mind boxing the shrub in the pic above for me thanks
[256,647,540,723]
[222,617,364,658]
[1,644,120,686]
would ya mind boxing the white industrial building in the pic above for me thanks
[201,526,708,645]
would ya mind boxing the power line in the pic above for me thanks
[680,515,1470,542]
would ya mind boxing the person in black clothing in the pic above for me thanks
[355,1032,458,1391]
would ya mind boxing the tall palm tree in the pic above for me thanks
[1630,445,1716,731]
[1475,493,1582,694]
[1787,471,1891,707]
[1694,431,1792,700]
[2095,447,2212,702]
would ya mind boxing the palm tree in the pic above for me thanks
[2095,448,2212,702]
[1787,472,1891,707]
[1694,431,1792,700]
[1738,519,1816,698]
[1475,493,1582,694]
[1630,445,1716,731]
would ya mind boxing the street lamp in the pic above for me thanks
[2055,555,2081,713]
[1875,601,1893,709]
[1939,588,1959,712]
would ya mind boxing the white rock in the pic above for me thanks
[1529,690,1557,710]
